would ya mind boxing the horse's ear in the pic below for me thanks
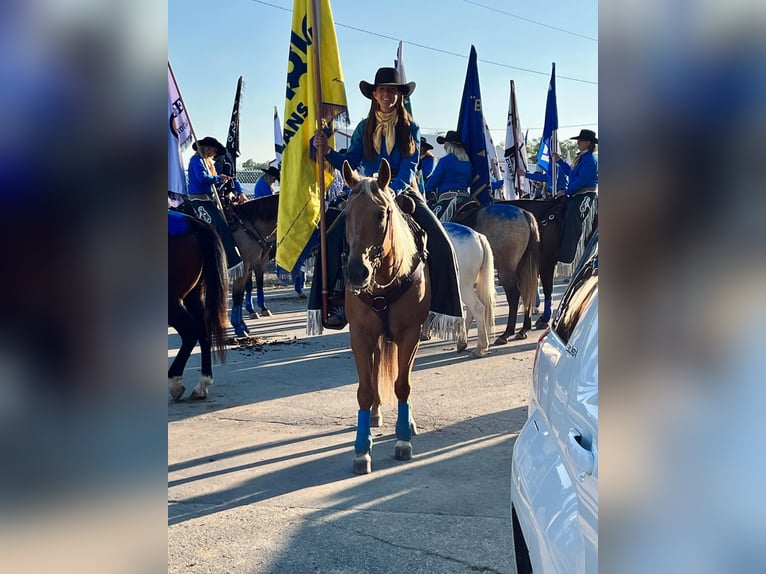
[377,158,392,190]
[342,160,358,188]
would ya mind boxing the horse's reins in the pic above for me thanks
[227,202,276,250]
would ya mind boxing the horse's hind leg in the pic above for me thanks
[494,271,521,345]
[254,268,272,317]
[244,273,255,314]
[168,301,196,401]
[230,274,250,336]
[185,293,214,399]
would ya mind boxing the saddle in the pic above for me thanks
[432,192,480,225]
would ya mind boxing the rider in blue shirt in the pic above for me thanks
[312,67,462,335]
[254,166,279,198]
[425,131,472,198]
[552,129,598,263]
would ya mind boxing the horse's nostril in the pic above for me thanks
[346,258,369,286]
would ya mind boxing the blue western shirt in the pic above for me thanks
[557,151,598,194]
[420,154,437,182]
[254,176,274,198]
[424,153,472,195]
[325,118,420,194]
[187,154,223,196]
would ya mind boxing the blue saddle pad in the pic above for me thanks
[168,210,191,237]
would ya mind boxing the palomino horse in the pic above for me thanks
[168,210,228,400]
[442,222,496,358]
[446,203,540,343]
[223,194,279,336]
[342,159,429,475]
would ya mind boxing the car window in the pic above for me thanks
[553,253,598,345]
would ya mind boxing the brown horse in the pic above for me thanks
[168,211,228,400]
[342,159,429,475]
[224,194,279,336]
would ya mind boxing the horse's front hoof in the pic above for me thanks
[190,388,208,400]
[260,308,273,317]
[394,441,412,461]
[534,318,549,330]
[470,348,488,359]
[514,331,528,340]
[456,340,468,353]
[370,413,382,428]
[248,311,261,319]
[419,333,431,341]
[493,336,508,346]
[352,453,372,475]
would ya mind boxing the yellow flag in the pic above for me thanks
[276,0,348,273]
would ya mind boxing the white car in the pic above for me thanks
[510,248,598,574]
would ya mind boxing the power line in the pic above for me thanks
[249,0,597,85]
[461,0,598,42]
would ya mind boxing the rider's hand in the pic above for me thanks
[312,129,331,155]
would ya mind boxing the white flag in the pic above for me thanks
[274,105,284,167]
[168,93,187,196]
[504,80,528,200]
[168,62,192,150]
[394,41,413,117]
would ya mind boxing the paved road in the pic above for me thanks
[168,282,567,573]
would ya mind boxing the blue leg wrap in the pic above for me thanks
[257,289,265,309]
[231,305,242,326]
[542,299,552,322]
[245,292,254,313]
[396,402,412,442]
[535,288,541,308]
[355,409,372,454]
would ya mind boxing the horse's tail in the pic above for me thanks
[197,221,229,363]
[475,232,496,341]
[376,338,397,406]
[518,210,541,312]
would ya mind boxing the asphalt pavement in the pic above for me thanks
[168,281,568,574]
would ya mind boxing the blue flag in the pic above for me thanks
[537,63,559,174]
[457,45,492,205]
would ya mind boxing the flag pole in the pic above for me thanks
[510,80,522,197]
[168,60,226,214]
[309,0,329,325]
[550,63,558,197]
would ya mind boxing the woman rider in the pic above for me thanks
[310,67,463,338]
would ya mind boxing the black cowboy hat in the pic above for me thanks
[419,137,433,152]
[436,130,463,146]
[264,166,280,180]
[569,129,598,143]
[359,67,416,99]
[193,136,226,155]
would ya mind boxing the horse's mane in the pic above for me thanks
[348,179,418,269]
[234,194,279,223]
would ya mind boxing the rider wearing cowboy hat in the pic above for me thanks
[311,67,463,335]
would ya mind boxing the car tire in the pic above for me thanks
[512,506,533,574]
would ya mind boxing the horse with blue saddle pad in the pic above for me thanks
[168,210,228,400]
[441,201,540,343]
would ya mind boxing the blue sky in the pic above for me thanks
[169,0,597,164]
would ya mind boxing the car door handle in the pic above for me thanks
[568,428,595,480]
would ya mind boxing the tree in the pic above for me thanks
[526,137,578,166]
[242,158,257,170]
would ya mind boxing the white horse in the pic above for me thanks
[443,222,496,358]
